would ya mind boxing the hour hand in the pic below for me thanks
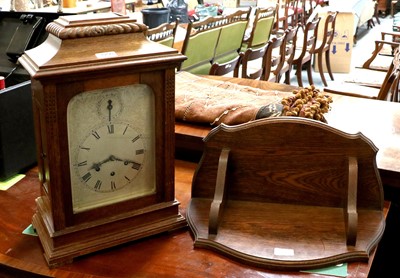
[107,100,113,121]
[90,155,115,171]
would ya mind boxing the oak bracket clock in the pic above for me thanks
[18,13,187,268]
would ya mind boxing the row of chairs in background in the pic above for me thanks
[145,2,337,88]
[145,3,400,102]
[178,8,252,75]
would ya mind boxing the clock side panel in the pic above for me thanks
[31,79,72,231]
[140,69,176,203]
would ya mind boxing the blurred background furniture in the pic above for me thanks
[329,0,376,43]
[146,19,179,47]
[324,47,400,101]
[0,11,69,181]
[313,11,338,86]
[241,6,275,51]
[292,16,321,87]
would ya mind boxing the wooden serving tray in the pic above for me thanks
[187,117,385,270]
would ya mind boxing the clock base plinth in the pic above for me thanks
[32,197,187,268]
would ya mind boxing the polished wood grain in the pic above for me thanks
[175,75,400,189]
[188,117,385,270]
[0,162,390,277]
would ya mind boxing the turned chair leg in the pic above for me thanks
[325,50,334,81]
[306,61,314,86]
[317,52,328,87]
[284,70,292,85]
[295,64,304,87]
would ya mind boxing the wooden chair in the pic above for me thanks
[304,0,318,22]
[209,56,241,76]
[211,8,251,76]
[313,11,338,86]
[292,17,320,87]
[279,25,299,84]
[290,0,306,26]
[362,31,400,71]
[145,19,179,48]
[262,34,286,82]
[241,6,275,51]
[274,0,295,33]
[341,32,400,89]
[179,15,225,74]
[239,32,286,81]
[391,0,398,17]
[239,44,268,79]
[324,47,400,102]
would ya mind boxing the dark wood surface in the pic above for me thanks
[0,161,390,277]
[175,75,400,189]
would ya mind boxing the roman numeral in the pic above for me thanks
[77,161,87,167]
[136,149,144,155]
[111,181,116,191]
[107,124,114,134]
[131,162,141,170]
[79,146,90,151]
[132,134,141,143]
[123,125,129,135]
[82,172,92,182]
[94,180,102,190]
[92,131,100,139]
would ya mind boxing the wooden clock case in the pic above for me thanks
[18,13,187,267]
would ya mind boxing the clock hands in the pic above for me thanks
[90,155,119,171]
[90,155,142,172]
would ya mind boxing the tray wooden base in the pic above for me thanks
[188,198,385,270]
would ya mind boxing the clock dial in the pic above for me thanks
[67,84,156,213]
[75,122,145,193]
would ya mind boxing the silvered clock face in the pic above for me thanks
[67,84,156,213]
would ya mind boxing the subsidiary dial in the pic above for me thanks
[96,91,123,121]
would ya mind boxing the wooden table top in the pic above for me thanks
[0,74,394,277]
[175,75,400,188]
[0,161,389,277]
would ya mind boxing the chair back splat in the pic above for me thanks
[240,45,267,80]
[262,34,286,82]
[279,25,299,84]
[314,11,338,86]
[292,16,320,87]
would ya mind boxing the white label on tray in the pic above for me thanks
[274,247,295,256]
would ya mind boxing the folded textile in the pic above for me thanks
[175,71,283,126]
